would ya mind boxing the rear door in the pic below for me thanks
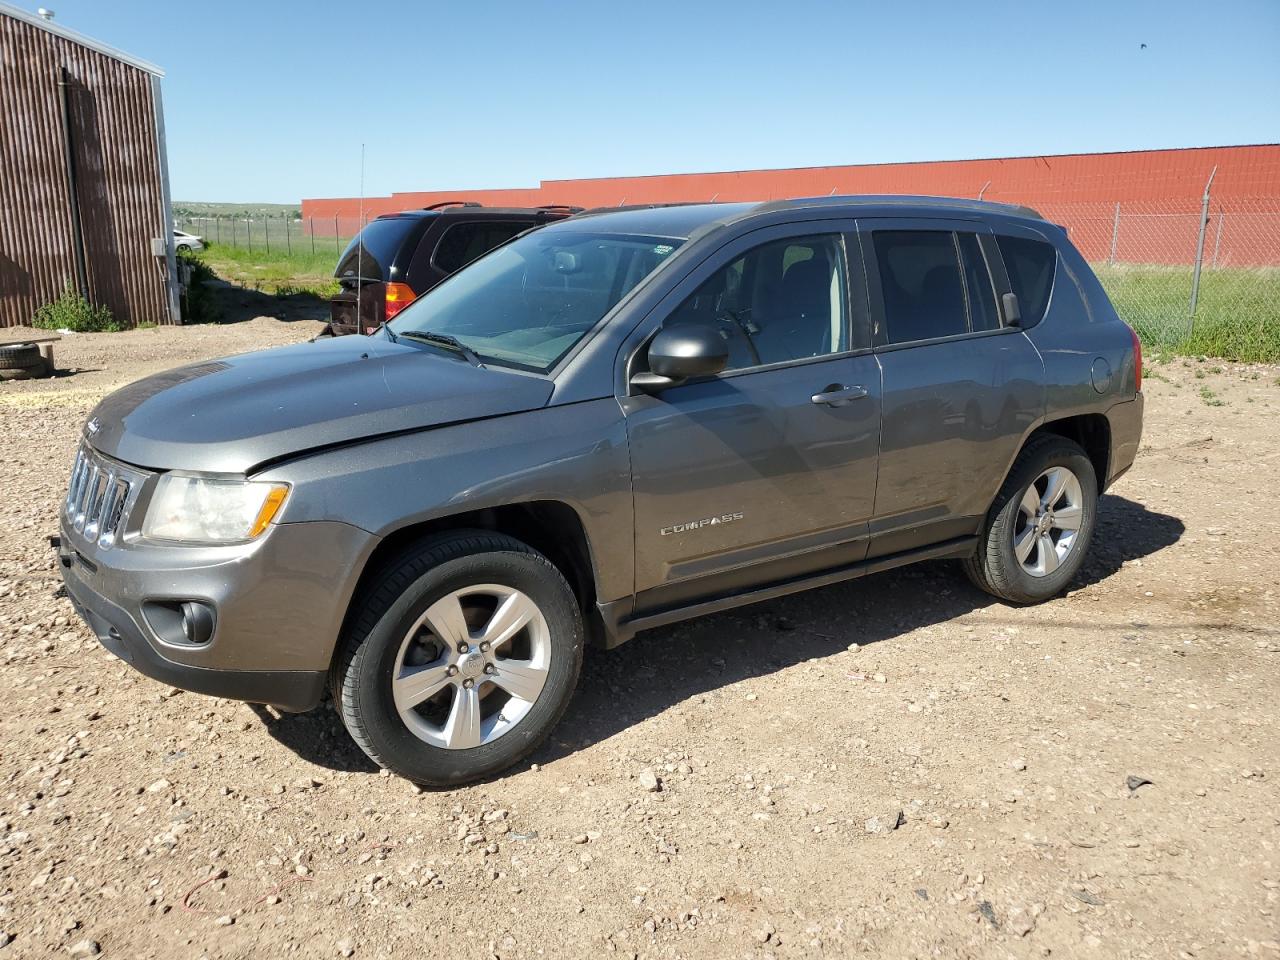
[858,217,1044,556]
[622,221,883,608]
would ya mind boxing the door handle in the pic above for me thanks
[810,384,868,407]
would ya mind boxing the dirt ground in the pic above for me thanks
[1,321,1277,960]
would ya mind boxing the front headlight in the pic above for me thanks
[142,476,289,543]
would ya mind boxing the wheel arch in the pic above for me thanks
[1026,414,1110,493]
[338,500,603,666]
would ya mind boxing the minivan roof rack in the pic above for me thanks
[421,201,483,211]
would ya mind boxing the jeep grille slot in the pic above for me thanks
[65,444,145,548]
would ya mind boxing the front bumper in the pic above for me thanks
[61,553,326,711]
[57,516,377,712]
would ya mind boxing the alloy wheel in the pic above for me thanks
[1013,466,1084,578]
[391,584,551,749]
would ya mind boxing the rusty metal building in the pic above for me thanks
[0,3,179,328]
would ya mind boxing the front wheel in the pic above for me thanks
[333,531,583,785]
[964,436,1098,604]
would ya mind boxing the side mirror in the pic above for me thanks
[631,324,728,392]
[1002,292,1022,326]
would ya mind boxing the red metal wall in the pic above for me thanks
[302,145,1280,265]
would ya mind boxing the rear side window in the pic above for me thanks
[873,231,968,343]
[996,236,1056,326]
[432,222,528,274]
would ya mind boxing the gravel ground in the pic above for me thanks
[0,323,1277,959]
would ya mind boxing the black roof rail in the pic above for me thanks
[535,204,585,214]
[758,194,1044,220]
[421,200,483,211]
[572,201,703,220]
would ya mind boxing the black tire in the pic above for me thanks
[332,531,583,786]
[964,436,1098,604]
[0,343,41,370]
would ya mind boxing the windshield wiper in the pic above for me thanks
[398,330,483,367]
[375,321,398,343]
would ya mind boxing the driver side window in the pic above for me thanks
[664,234,848,371]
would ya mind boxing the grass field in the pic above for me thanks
[1094,263,1280,363]
[196,243,343,298]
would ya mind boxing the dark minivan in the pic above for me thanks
[326,202,579,335]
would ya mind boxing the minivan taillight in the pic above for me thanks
[1127,323,1142,392]
[384,282,417,320]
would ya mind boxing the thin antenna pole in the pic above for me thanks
[357,143,365,334]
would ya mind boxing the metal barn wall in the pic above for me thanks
[0,8,173,328]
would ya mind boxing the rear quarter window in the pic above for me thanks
[996,236,1056,326]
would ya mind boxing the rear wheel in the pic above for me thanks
[964,436,1097,603]
[333,531,583,785]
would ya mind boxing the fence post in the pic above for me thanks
[231,217,236,248]
[216,216,221,246]
[246,218,252,252]
[1109,202,1120,265]
[310,217,315,255]
[334,215,339,253]
[1212,210,1224,268]
[285,213,292,255]
[264,215,270,254]
[1189,166,1216,319]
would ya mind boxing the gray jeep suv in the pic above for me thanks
[57,196,1144,785]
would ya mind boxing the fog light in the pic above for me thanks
[180,601,215,646]
[143,599,216,647]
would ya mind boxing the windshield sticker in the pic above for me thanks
[653,244,674,255]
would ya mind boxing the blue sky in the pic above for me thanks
[30,0,1280,203]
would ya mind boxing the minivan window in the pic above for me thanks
[432,222,528,274]
[388,231,682,372]
[957,232,1000,332]
[664,234,847,371]
[873,231,968,343]
[996,236,1056,326]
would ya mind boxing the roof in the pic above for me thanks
[0,2,164,76]
[548,203,758,238]
[551,195,1044,240]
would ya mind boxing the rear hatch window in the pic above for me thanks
[335,216,424,284]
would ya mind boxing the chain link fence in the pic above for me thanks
[178,195,1280,361]
[1042,196,1280,361]
[175,214,373,257]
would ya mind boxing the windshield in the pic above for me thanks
[387,230,684,372]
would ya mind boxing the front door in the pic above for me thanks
[622,225,882,609]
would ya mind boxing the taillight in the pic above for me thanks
[384,282,417,320]
[1127,323,1142,392]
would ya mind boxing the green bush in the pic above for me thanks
[31,282,121,332]
[178,248,220,323]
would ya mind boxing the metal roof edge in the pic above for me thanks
[0,2,165,76]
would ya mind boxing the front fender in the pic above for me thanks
[257,400,634,605]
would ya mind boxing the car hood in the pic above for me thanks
[85,335,554,473]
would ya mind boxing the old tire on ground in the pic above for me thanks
[0,343,42,370]
[964,435,1098,604]
[333,531,583,786]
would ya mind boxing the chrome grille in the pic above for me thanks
[64,444,145,548]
